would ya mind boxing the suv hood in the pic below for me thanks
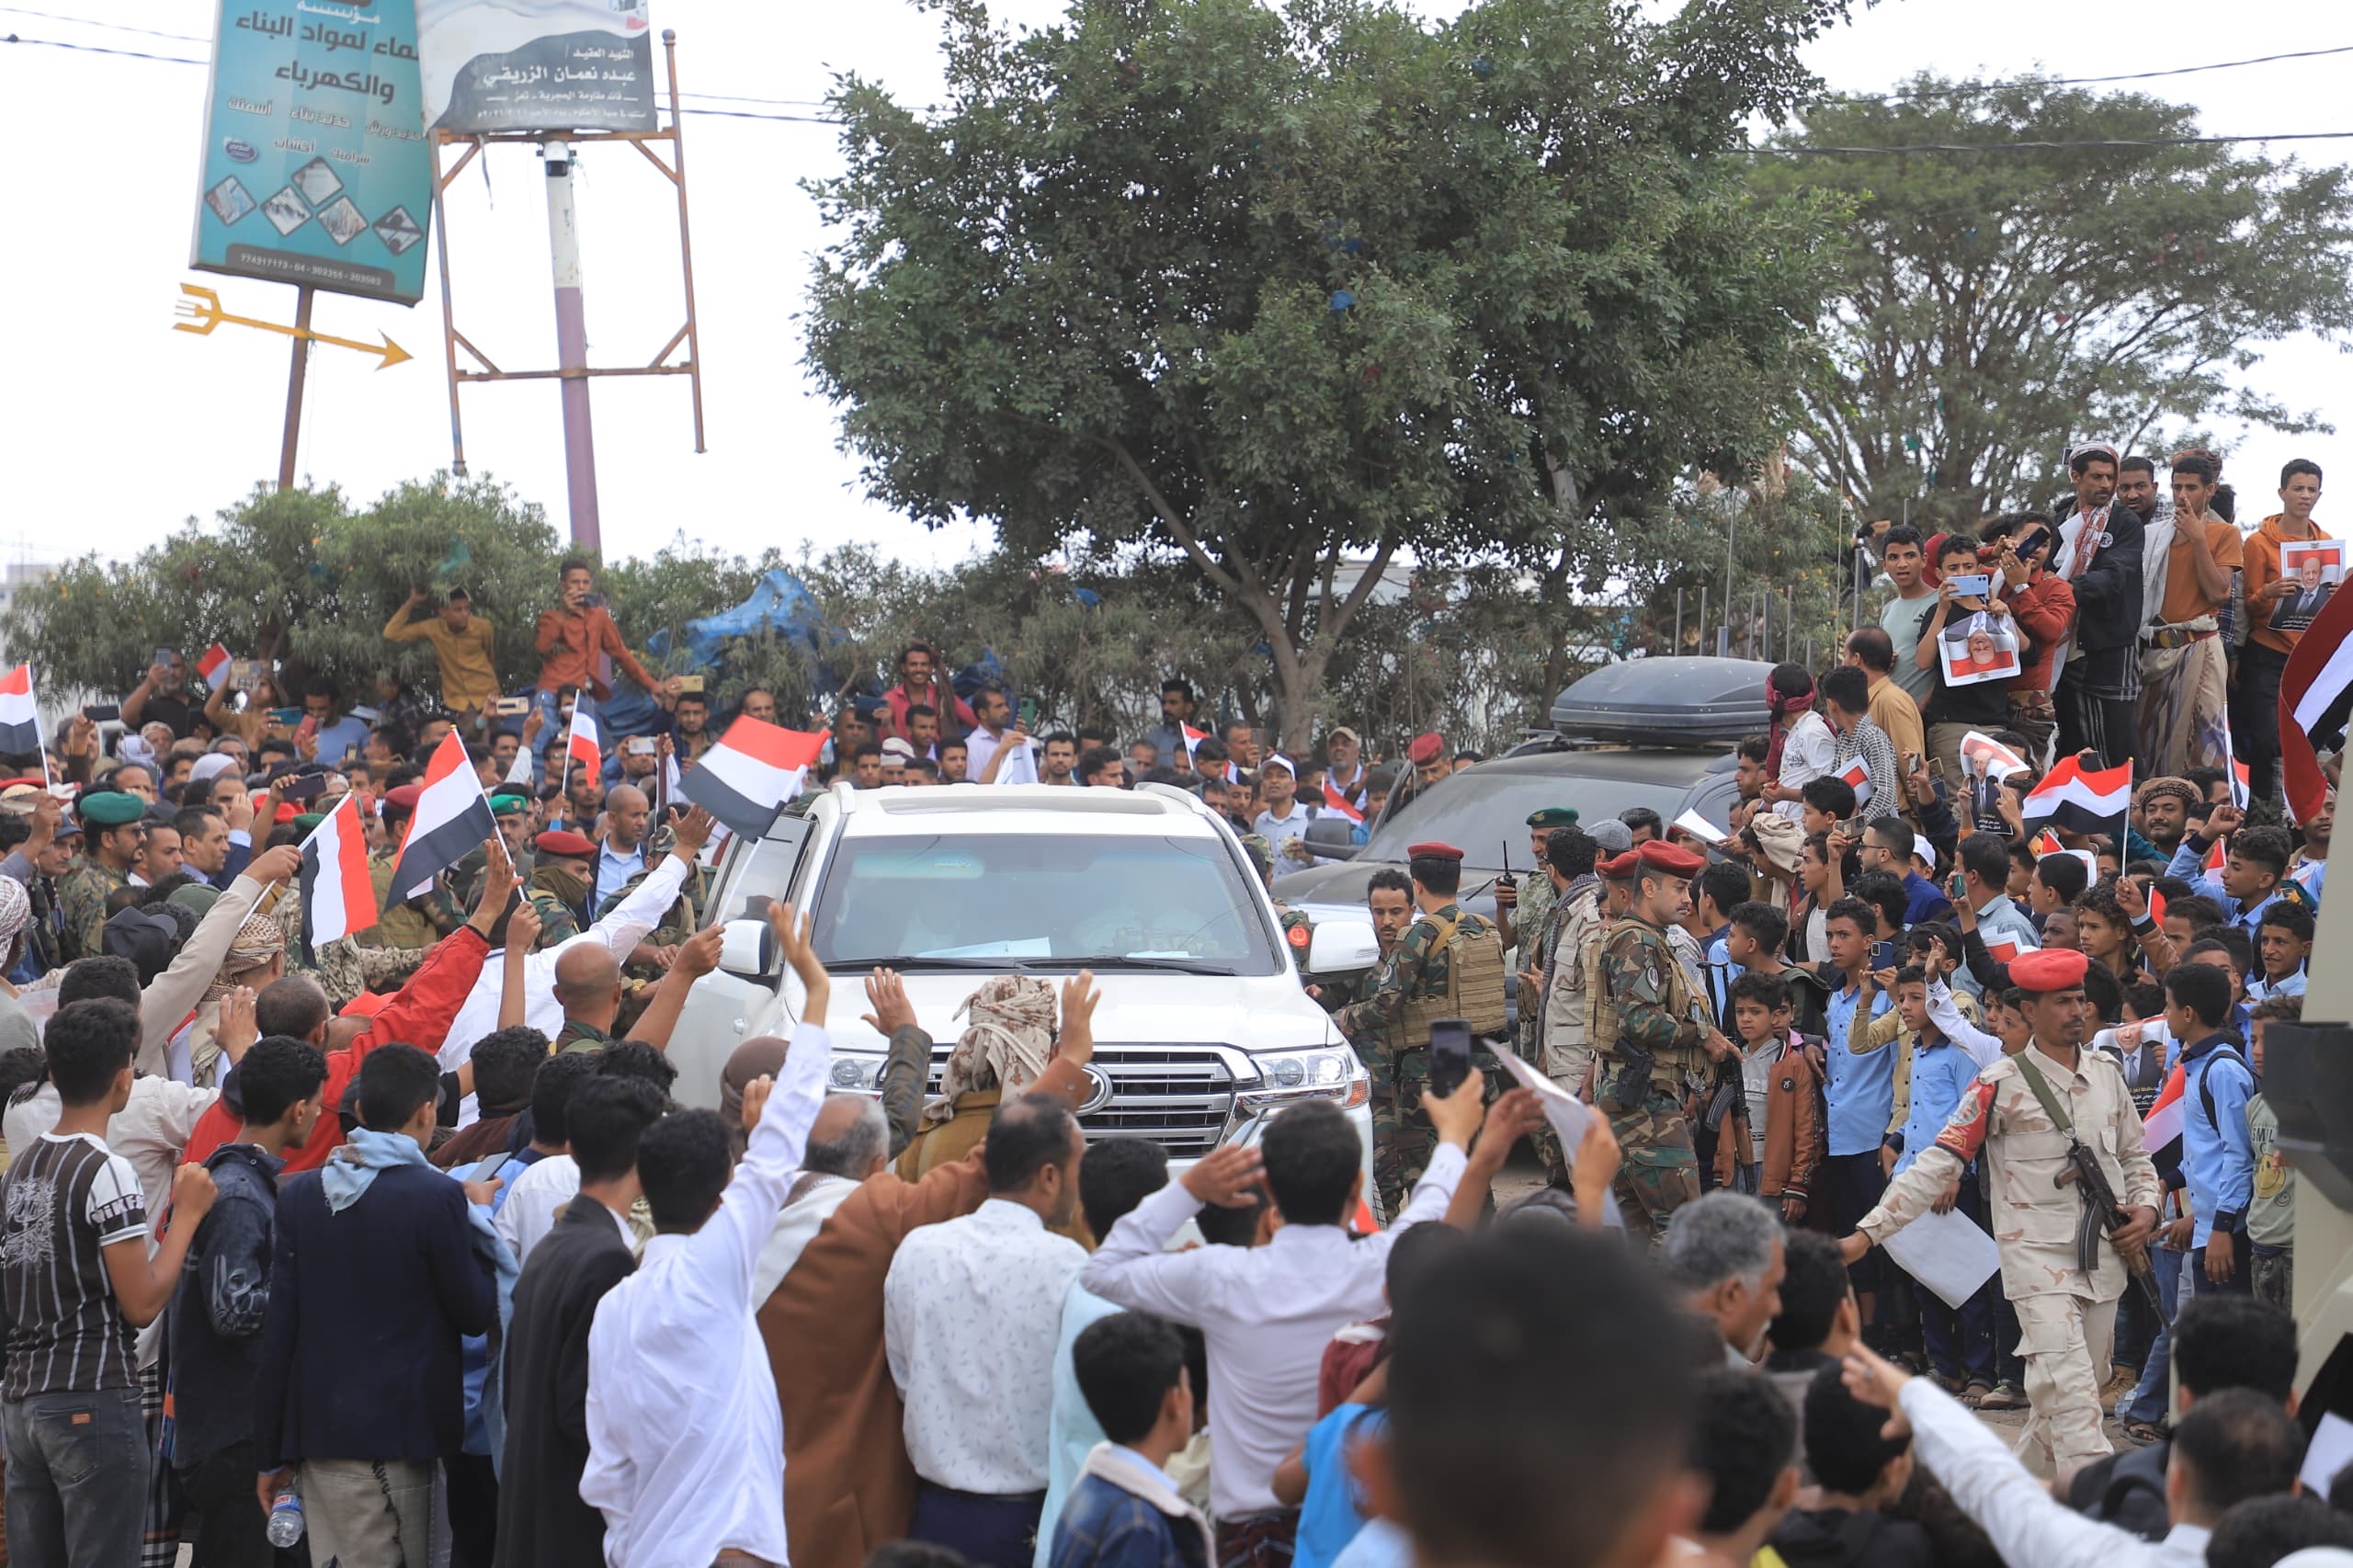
[821,969,1340,1056]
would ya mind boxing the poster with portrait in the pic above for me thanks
[1938,612,2022,687]
[2269,540,2345,633]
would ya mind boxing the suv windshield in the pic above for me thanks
[813,833,1279,974]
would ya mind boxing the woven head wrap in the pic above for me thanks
[924,975,1059,1129]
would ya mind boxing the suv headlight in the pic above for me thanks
[830,1056,881,1090]
[1236,1046,1370,1113]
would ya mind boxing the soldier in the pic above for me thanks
[1315,868,1415,1015]
[528,828,597,950]
[364,783,450,949]
[1241,832,1314,970]
[1334,841,1508,1216]
[1500,806,1573,1052]
[60,790,146,962]
[1593,840,1736,1246]
[1838,947,2162,1474]
[1525,824,1603,1182]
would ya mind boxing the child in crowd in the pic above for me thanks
[1711,972,1823,1222]
[2246,994,2302,1314]
[2249,903,2313,1002]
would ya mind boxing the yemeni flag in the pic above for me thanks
[678,716,826,840]
[1960,730,2029,782]
[1321,781,1364,824]
[2205,835,2227,875]
[1837,756,1873,807]
[2141,1062,2188,1158]
[1985,932,2040,965]
[296,791,377,961]
[2029,827,2063,858]
[2219,712,2252,810]
[2021,756,2131,835]
[564,694,603,783]
[0,665,37,757]
[2280,580,2353,824]
[2147,884,2168,929]
[388,731,496,899]
[195,643,233,690]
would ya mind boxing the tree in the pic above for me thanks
[804,0,1851,749]
[1767,77,2353,523]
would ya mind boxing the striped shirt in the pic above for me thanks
[0,1132,149,1398]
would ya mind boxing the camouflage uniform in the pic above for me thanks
[364,851,449,950]
[527,883,585,950]
[1335,903,1507,1218]
[58,860,127,965]
[1511,869,1556,1062]
[1594,914,1710,1247]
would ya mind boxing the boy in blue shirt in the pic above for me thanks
[2164,812,2298,937]
[1882,964,1996,1399]
[1051,1312,1214,1568]
[2165,963,2257,1295]
[1818,898,1894,1344]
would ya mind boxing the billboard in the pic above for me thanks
[418,0,657,134]
[191,0,437,304]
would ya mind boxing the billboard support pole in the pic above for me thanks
[277,286,315,492]
[542,140,601,552]
[430,134,471,479]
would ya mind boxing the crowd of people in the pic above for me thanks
[0,449,2339,1568]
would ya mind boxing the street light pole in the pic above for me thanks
[544,140,601,551]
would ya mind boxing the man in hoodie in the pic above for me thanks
[166,1036,327,1566]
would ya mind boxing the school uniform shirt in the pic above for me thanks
[2161,840,2284,937]
[2178,1034,2256,1249]
[1823,982,1894,1158]
[1893,1036,1979,1176]
[883,1198,1087,1495]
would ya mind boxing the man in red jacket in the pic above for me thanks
[180,837,519,1176]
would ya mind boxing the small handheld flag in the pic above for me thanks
[2029,828,2063,858]
[1321,782,1364,824]
[297,792,377,960]
[565,695,603,784]
[677,717,827,841]
[0,666,37,758]
[196,643,233,691]
[2021,756,2132,835]
[1837,757,1873,806]
[2279,574,2353,824]
[387,732,497,899]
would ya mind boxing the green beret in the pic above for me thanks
[489,792,530,818]
[167,883,222,919]
[291,812,327,833]
[1527,807,1580,829]
[78,791,147,828]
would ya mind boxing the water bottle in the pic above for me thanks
[266,1488,304,1549]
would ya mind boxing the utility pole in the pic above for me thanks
[543,141,600,551]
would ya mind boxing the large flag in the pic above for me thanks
[1960,731,2029,782]
[564,695,603,783]
[2280,580,2353,824]
[297,791,377,961]
[388,731,497,897]
[195,642,233,691]
[678,717,826,841]
[1322,781,1365,824]
[0,665,36,756]
[2021,756,2131,835]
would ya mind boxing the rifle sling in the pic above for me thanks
[2015,1051,2105,1276]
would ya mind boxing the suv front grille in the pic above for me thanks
[925,1044,1237,1161]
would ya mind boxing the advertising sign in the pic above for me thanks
[192,0,436,304]
[418,0,657,134]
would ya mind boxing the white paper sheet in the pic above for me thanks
[2301,1413,2353,1497]
[1879,1203,2002,1310]
[1671,809,1727,845]
[1496,1052,1623,1227]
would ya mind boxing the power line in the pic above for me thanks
[1828,44,2353,104]
[1758,131,2353,155]
[0,5,204,41]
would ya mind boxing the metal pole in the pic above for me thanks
[1675,589,1684,654]
[1789,585,1799,661]
[431,135,469,478]
[663,31,707,454]
[277,285,314,491]
[544,139,601,551]
[1722,507,1737,659]
[1699,586,1710,658]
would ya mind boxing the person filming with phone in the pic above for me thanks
[122,648,197,740]
[531,559,683,779]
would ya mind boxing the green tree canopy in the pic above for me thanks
[804,0,1851,748]
[1767,76,2353,524]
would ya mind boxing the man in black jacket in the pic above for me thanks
[254,1045,498,1565]
[2051,445,2150,764]
[169,1035,327,1565]
[493,1073,665,1568]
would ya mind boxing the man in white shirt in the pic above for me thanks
[593,784,652,910]
[1251,755,1325,868]
[885,1093,1089,1565]
[437,806,713,1118]
[580,903,832,1568]
[1078,1077,1483,1561]
[1841,1345,2302,1568]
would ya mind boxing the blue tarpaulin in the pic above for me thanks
[602,568,841,733]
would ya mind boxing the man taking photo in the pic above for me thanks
[533,560,682,776]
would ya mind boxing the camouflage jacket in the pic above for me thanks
[1277,903,1313,973]
[1512,870,1554,960]
[1336,903,1499,1074]
[59,861,127,965]
[1599,917,1703,1059]
[363,853,450,950]
[528,886,584,951]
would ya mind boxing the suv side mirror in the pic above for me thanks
[1306,918,1379,975]
[718,916,776,982]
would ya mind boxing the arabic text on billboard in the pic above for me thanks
[192,0,436,305]
[420,0,657,134]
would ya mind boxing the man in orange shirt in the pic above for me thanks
[2138,453,2241,775]
[530,559,684,780]
[2236,459,2329,801]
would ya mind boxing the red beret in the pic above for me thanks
[1406,842,1464,862]
[536,829,596,858]
[2007,947,2088,993]
[1406,732,1446,765]
[1636,840,1706,878]
[383,784,425,811]
[1598,850,1640,880]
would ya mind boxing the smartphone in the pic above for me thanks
[627,737,656,756]
[296,714,318,740]
[1928,755,1948,783]
[491,696,532,717]
[2015,526,2052,561]
[285,774,331,801]
[1017,695,1040,729]
[1902,752,1921,777]
[267,707,301,727]
[82,704,120,724]
[153,647,176,668]
[1428,1017,1473,1099]
[1946,574,1992,598]
[676,675,704,694]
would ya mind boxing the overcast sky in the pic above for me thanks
[3,0,2347,574]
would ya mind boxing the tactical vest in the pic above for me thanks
[1590,915,1705,1091]
[1400,908,1509,1049]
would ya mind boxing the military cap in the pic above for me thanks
[1635,840,1706,878]
[383,783,425,812]
[78,790,147,828]
[1527,807,1579,830]
[1406,732,1446,765]
[1406,842,1464,863]
[1597,850,1640,881]
[536,828,597,859]
[488,791,531,818]
[2008,947,2089,993]
[290,812,326,833]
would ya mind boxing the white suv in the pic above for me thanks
[665,781,1380,1183]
